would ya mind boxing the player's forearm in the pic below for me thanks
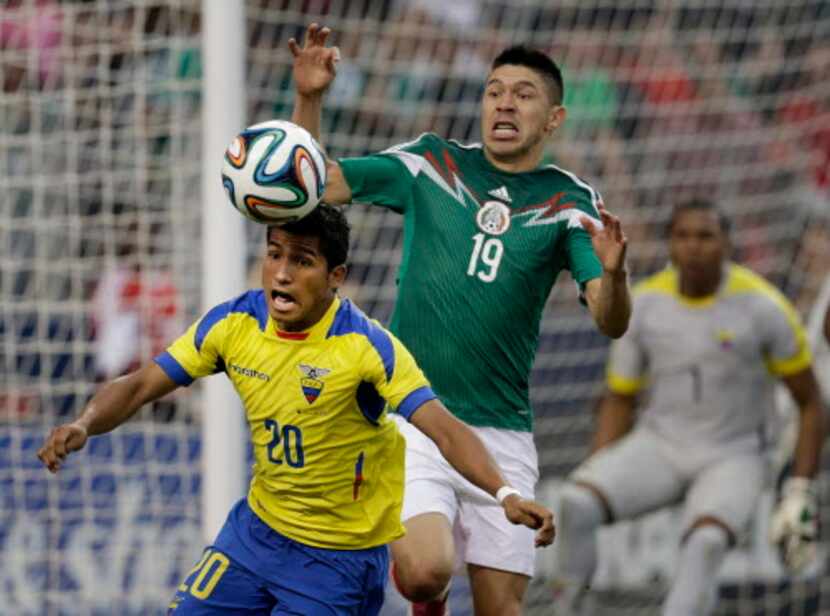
[792,401,825,478]
[434,424,508,498]
[75,375,148,436]
[591,270,631,339]
[413,403,508,497]
[591,392,635,453]
[76,365,173,436]
[291,93,323,141]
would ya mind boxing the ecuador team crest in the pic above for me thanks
[298,363,331,404]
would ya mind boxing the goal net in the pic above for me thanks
[2,1,829,614]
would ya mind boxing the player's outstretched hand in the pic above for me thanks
[288,22,340,98]
[769,477,819,573]
[580,205,628,276]
[502,495,556,547]
[37,423,88,473]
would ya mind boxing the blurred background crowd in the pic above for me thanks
[1,1,828,614]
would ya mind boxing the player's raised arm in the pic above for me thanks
[410,399,556,547]
[288,23,338,140]
[37,363,178,473]
[288,23,351,205]
[581,206,631,339]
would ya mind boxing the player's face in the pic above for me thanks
[480,64,564,172]
[262,227,345,331]
[669,209,727,295]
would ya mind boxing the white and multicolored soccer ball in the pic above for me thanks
[221,120,327,224]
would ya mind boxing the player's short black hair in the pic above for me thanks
[668,198,731,236]
[491,45,564,105]
[267,204,350,269]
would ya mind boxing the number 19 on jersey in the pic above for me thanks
[467,233,504,282]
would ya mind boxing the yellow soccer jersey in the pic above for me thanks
[154,291,435,549]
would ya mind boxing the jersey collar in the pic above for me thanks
[269,295,341,343]
[669,263,731,308]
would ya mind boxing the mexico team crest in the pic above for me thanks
[476,201,511,235]
[298,363,331,404]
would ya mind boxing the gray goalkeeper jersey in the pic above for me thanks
[607,263,811,453]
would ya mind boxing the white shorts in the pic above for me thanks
[394,415,539,576]
[571,428,764,538]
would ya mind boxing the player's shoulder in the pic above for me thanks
[724,263,780,297]
[382,132,447,155]
[328,298,396,374]
[382,133,485,160]
[327,298,392,339]
[536,162,603,212]
[191,289,267,349]
[723,263,798,318]
[632,268,677,299]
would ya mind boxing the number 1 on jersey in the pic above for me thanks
[467,233,504,282]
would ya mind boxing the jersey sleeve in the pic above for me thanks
[561,183,604,286]
[606,295,648,394]
[153,302,230,386]
[359,323,436,422]
[337,133,435,213]
[757,289,812,377]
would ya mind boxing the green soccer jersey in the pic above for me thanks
[339,133,603,432]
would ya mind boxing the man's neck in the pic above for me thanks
[679,273,723,298]
[483,147,542,174]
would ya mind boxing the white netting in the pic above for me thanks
[1,1,204,613]
[2,1,829,614]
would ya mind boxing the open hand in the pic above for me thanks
[288,23,340,97]
[580,205,628,276]
[502,495,556,547]
[37,423,88,473]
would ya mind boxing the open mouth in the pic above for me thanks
[271,289,298,311]
[492,121,519,139]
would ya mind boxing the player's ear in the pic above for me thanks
[546,105,566,134]
[328,263,347,289]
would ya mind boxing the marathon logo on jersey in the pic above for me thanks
[298,363,331,404]
[229,363,270,381]
[476,200,512,235]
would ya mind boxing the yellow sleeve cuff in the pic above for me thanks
[765,346,813,377]
[607,371,646,395]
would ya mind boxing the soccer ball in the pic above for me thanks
[221,120,327,224]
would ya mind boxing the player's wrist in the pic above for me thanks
[782,476,815,496]
[295,90,325,102]
[604,267,629,281]
[71,419,90,435]
[496,485,522,505]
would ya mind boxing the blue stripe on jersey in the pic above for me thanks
[396,386,437,421]
[356,381,385,425]
[327,299,395,381]
[195,290,269,351]
[154,351,194,386]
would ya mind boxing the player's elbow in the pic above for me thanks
[321,160,352,205]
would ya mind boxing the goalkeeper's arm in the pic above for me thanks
[37,363,179,473]
[770,366,826,572]
[783,367,825,479]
